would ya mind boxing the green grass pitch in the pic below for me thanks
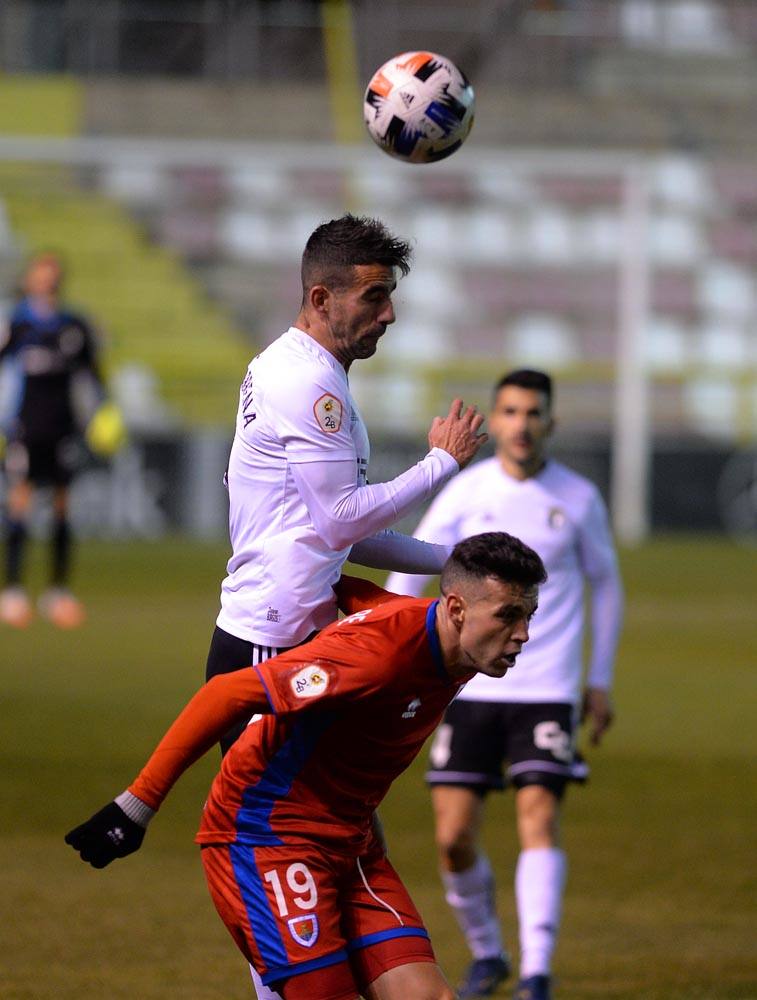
[1,537,755,999]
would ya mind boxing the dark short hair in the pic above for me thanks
[301,213,412,293]
[493,369,553,406]
[440,532,547,594]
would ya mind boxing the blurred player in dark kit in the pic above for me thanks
[0,252,123,629]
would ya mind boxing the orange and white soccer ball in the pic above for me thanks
[363,51,475,164]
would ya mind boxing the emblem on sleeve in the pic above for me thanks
[313,393,343,433]
[290,664,330,699]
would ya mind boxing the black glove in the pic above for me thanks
[65,801,146,869]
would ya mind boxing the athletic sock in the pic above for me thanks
[441,853,505,960]
[515,846,566,978]
[51,517,71,587]
[5,517,27,586]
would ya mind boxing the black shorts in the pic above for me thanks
[206,626,293,755]
[4,435,83,487]
[426,699,588,796]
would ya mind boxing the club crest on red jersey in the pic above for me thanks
[288,914,319,947]
[290,663,330,699]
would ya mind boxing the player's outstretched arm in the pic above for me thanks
[349,529,451,574]
[65,669,272,868]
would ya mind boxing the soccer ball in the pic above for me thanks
[363,51,475,164]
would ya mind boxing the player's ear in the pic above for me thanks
[309,284,330,314]
[444,592,466,631]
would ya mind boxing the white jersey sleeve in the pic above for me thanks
[349,530,452,574]
[385,475,470,595]
[576,489,624,691]
[290,448,458,551]
[260,363,357,463]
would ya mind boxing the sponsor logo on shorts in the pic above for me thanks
[290,664,330,699]
[533,720,573,762]
[288,914,319,948]
[429,723,453,768]
[313,393,343,433]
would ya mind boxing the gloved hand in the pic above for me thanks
[85,401,127,457]
[65,801,146,868]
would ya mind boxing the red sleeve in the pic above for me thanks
[128,669,269,811]
[254,622,392,716]
[334,574,400,614]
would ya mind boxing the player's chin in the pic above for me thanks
[485,656,516,678]
[356,337,382,357]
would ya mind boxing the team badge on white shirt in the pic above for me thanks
[313,393,343,433]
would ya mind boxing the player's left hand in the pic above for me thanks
[65,801,146,868]
[581,687,614,747]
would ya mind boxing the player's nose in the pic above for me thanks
[380,299,396,325]
[513,617,530,643]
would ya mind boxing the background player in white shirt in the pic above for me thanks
[386,369,623,1000]
[206,214,486,756]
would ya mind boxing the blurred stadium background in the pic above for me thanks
[1,0,756,542]
[1,3,755,1000]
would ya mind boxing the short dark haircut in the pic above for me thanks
[493,369,553,407]
[301,213,412,294]
[440,532,547,595]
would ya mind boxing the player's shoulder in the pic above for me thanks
[541,460,604,509]
[333,592,431,646]
[336,573,432,621]
[257,328,345,394]
[311,594,431,678]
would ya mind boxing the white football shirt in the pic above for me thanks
[217,327,457,646]
[386,457,623,705]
